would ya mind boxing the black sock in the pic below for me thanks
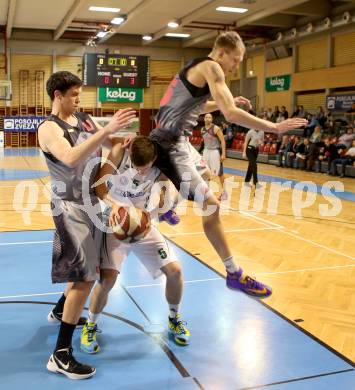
[53,294,66,315]
[55,321,76,352]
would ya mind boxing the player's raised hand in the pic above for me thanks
[104,108,136,135]
[275,118,308,133]
[122,133,136,149]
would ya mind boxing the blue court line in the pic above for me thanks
[0,229,354,389]
[1,148,41,157]
[0,169,49,181]
[223,167,355,202]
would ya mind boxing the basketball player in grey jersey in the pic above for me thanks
[150,31,307,298]
[201,113,228,200]
[38,71,135,379]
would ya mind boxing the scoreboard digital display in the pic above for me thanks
[83,53,150,88]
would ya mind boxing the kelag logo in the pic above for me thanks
[106,88,136,101]
[99,87,143,103]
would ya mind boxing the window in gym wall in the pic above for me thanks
[298,38,327,72]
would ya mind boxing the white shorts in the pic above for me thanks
[168,137,211,200]
[101,225,178,279]
[203,149,221,176]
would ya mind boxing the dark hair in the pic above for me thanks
[46,71,82,101]
[213,31,245,53]
[130,136,157,167]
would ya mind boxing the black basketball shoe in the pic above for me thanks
[47,347,96,380]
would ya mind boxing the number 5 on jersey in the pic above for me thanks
[158,248,167,259]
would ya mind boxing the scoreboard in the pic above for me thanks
[83,53,150,88]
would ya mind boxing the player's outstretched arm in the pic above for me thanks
[203,62,307,134]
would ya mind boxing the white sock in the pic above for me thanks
[88,311,100,324]
[222,256,239,273]
[169,304,179,319]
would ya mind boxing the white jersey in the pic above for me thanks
[108,150,162,213]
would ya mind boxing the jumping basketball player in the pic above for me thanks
[150,31,307,297]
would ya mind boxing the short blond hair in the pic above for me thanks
[213,31,245,53]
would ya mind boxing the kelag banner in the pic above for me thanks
[99,87,143,103]
[265,75,291,92]
[326,94,355,111]
[4,116,46,132]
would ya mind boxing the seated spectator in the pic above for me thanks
[280,106,289,119]
[303,114,319,137]
[287,136,303,168]
[298,105,307,118]
[330,139,355,177]
[337,127,355,149]
[291,105,300,118]
[278,135,293,167]
[316,137,338,173]
[276,112,286,123]
[316,106,326,129]
[266,108,273,121]
[295,138,318,170]
[272,106,280,122]
[310,125,322,145]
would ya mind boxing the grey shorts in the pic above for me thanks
[51,199,102,283]
[152,135,211,201]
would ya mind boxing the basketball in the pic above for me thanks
[109,205,151,243]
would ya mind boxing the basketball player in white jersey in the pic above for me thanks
[201,113,228,200]
[80,136,190,354]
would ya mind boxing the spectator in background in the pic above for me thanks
[276,112,286,123]
[330,139,355,177]
[224,123,234,148]
[337,127,355,149]
[295,138,310,169]
[272,106,280,122]
[324,111,336,134]
[266,108,273,121]
[291,105,300,118]
[243,128,264,188]
[347,102,355,113]
[287,136,304,168]
[298,105,306,118]
[281,106,289,119]
[316,106,326,129]
[305,139,319,171]
[310,125,322,145]
[346,102,355,123]
[278,135,292,167]
[303,113,319,138]
[316,137,338,173]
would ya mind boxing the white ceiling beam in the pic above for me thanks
[249,15,297,28]
[53,0,86,40]
[6,0,17,38]
[282,0,331,17]
[145,0,219,44]
[98,0,155,44]
[182,0,308,48]
[182,30,217,48]
[236,0,309,28]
